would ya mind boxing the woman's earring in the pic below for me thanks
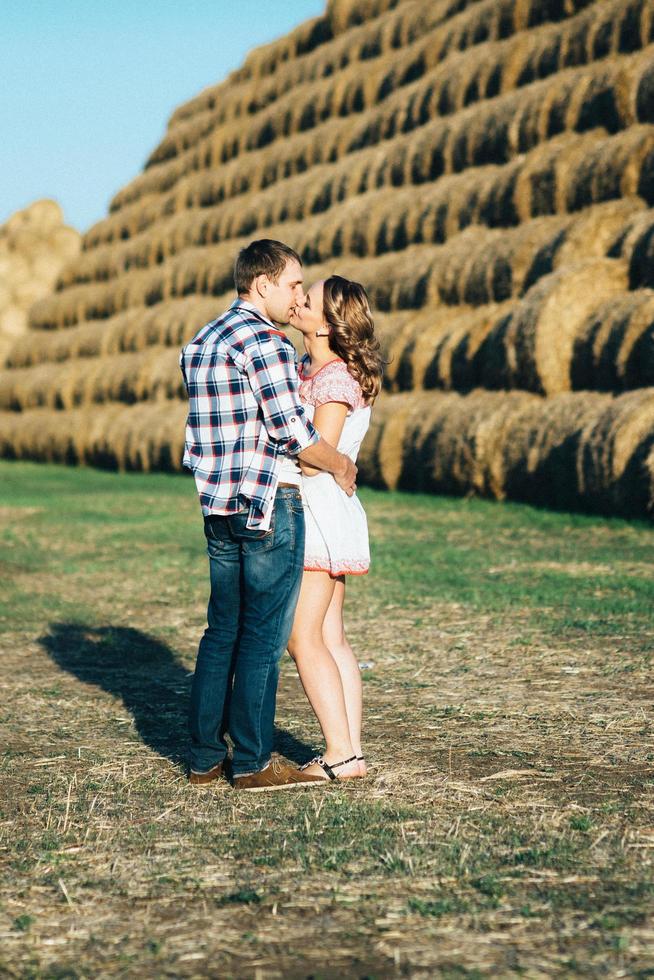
[315,329,330,336]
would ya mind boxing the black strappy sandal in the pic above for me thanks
[300,754,358,780]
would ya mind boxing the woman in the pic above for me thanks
[286,275,383,782]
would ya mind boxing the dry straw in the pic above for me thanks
[500,391,614,511]
[411,302,514,392]
[500,258,629,395]
[357,386,654,516]
[570,289,654,391]
[86,39,654,280]
[7,298,223,369]
[617,207,654,289]
[0,347,184,414]
[19,191,645,341]
[106,32,652,229]
[557,124,654,212]
[0,401,188,472]
[552,197,645,268]
[171,0,605,139]
[81,120,654,292]
[577,387,654,515]
[93,0,639,250]
[0,200,80,363]
[382,308,456,391]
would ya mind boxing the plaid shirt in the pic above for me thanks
[180,298,319,530]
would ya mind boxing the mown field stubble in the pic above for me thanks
[0,461,652,979]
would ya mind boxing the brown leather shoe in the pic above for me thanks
[188,761,225,785]
[233,758,326,792]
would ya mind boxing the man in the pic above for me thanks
[180,239,357,791]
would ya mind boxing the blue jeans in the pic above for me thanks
[188,486,305,776]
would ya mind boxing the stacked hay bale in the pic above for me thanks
[0,200,80,364]
[1,0,654,516]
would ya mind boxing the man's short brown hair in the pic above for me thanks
[234,239,302,295]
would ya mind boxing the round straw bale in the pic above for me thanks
[418,302,514,392]
[436,227,500,305]
[503,258,629,394]
[616,291,654,389]
[50,225,81,261]
[80,404,126,469]
[613,47,654,127]
[509,70,565,153]
[578,387,654,515]
[455,92,518,171]
[0,306,26,338]
[373,310,417,388]
[12,279,46,310]
[424,391,481,492]
[384,308,451,390]
[116,400,187,472]
[355,398,388,488]
[454,215,572,307]
[358,390,442,493]
[402,389,521,497]
[436,169,485,239]
[25,199,64,233]
[7,226,42,254]
[397,390,468,494]
[2,252,30,282]
[559,125,654,212]
[375,392,427,490]
[515,132,595,220]
[472,389,539,499]
[571,290,654,391]
[554,197,645,268]
[30,253,69,285]
[620,209,654,288]
[140,347,185,402]
[501,390,610,511]
[3,210,29,238]
[475,160,521,229]
[499,28,545,94]
[364,245,439,310]
[0,338,14,369]
[564,61,625,134]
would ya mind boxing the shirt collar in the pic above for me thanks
[231,297,289,339]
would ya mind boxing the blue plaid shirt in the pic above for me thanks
[180,298,319,530]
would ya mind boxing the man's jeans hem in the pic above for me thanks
[189,754,227,774]
[232,758,271,778]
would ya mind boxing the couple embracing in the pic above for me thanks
[180,239,383,791]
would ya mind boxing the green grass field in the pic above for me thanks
[1,461,652,978]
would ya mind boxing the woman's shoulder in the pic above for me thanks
[308,359,365,411]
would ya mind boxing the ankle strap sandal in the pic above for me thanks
[300,755,357,780]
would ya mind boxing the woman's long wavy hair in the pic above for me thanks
[322,275,384,404]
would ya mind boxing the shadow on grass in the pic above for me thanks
[39,622,313,770]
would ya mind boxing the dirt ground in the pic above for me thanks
[0,464,652,978]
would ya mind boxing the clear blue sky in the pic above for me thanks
[1,1,326,233]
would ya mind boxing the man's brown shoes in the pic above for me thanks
[188,761,225,786]
[233,758,325,792]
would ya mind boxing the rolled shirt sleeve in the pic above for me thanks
[244,335,320,456]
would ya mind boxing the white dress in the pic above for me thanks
[298,357,371,577]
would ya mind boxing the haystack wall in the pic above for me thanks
[2,0,654,517]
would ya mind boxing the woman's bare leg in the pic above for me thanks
[287,571,359,779]
[322,578,366,775]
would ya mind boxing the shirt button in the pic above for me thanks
[290,417,297,422]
